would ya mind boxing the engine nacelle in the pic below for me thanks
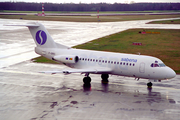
[53,55,79,64]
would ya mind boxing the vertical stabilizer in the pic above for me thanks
[28,22,57,48]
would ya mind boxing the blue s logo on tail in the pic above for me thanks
[36,30,47,45]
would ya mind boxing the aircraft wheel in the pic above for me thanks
[83,76,91,84]
[101,74,109,80]
[147,82,153,88]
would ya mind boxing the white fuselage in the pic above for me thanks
[35,47,176,80]
[5,22,176,84]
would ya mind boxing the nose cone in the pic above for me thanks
[166,67,176,79]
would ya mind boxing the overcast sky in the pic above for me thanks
[1,0,180,3]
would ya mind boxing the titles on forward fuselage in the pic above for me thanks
[121,58,137,63]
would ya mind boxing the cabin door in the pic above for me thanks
[139,62,145,73]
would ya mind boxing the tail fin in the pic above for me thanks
[28,22,57,48]
[5,22,68,49]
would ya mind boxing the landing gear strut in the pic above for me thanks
[101,74,109,83]
[147,82,153,88]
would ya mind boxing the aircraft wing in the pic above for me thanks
[40,67,112,74]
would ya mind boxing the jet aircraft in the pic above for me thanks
[6,22,176,87]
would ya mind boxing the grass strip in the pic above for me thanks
[32,56,58,64]
[0,14,180,22]
[1,10,180,13]
[147,19,180,24]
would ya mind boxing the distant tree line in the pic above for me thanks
[0,2,180,11]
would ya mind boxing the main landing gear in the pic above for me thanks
[83,76,91,85]
[147,82,153,88]
[83,76,91,91]
[101,74,109,84]
[83,73,91,87]
[83,73,109,85]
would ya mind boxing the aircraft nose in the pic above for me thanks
[166,67,176,79]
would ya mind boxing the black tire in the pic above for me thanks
[101,74,109,80]
[83,77,91,84]
[147,82,153,87]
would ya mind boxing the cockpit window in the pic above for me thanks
[151,63,159,67]
[159,63,166,67]
[151,63,166,67]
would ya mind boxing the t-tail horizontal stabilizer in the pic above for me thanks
[4,22,69,49]
[4,22,40,27]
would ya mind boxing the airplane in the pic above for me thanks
[5,22,176,87]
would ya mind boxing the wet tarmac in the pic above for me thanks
[0,18,180,120]
[0,61,180,120]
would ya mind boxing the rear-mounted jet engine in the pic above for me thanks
[52,55,79,64]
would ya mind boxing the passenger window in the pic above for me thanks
[117,62,119,64]
[130,63,131,66]
[111,61,113,64]
[114,62,116,64]
[123,63,125,65]
[126,63,128,65]
[105,61,107,63]
[133,64,135,66]
[120,62,122,65]
[82,58,84,60]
